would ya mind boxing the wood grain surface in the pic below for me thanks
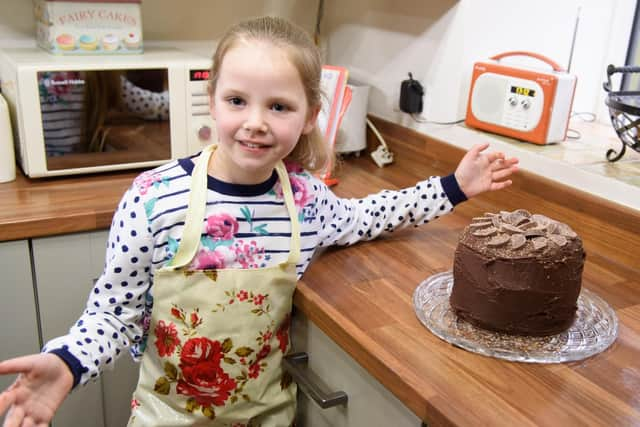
[295,117,640,426]
[0,168,137,241]
[1,116,638,425]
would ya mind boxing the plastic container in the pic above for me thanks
[0,94,16,183]
[335,82,370,154]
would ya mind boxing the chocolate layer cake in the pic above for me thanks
[450,209,585,336]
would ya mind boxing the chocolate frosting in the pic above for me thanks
[450,209,585,336]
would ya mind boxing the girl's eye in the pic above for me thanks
[228,97,244,106]
[271,103,288,112]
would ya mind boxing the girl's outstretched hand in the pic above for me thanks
[454,143,519,199]
[0,353,73,427]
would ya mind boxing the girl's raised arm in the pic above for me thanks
[454,143,519,198]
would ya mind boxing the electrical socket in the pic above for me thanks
[371,145,394,168]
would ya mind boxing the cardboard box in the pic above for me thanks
[34,0,143,55]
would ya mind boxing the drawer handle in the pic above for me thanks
[283,352,348,409]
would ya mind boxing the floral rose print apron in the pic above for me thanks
[128,145,299,426]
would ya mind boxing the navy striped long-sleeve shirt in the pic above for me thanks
[44,153,466,387]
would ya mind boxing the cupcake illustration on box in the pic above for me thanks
[79,35,98,51]
[123,32,142,51]
[102,34,119,51]
[55,34,76,51]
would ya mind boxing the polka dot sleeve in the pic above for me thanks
[315,175,456,247]
[120,76,170,121]
[43,184,153,387]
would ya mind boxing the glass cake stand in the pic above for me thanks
[413,271,618,363]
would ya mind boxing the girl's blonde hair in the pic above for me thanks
[209,16,332,173]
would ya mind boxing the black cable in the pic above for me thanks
[314,0,324,45]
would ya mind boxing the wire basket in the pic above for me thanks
[603,65,640,162]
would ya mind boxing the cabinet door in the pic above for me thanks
[32,231,107,427]
[290,311,422,427]
[0,240,40,425]
[32,230,137,427]
[101,348,139,427]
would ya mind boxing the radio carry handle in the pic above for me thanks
[490,51,565,72]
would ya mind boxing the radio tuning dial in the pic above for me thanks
[508,96,518,107]
[198,125,212,141]
[521,99,531,110]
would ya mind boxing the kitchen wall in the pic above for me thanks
[0,0,318,44]
[0,0,635,130]
[321,0,636,130]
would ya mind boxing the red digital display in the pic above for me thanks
[190,69,211,81]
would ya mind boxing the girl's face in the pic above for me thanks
[209,40,319,184]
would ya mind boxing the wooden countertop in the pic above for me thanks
[1,117,639,426]
[295,119,640,426]
[0,168,136,242]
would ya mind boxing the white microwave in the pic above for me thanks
[0,46,216,177]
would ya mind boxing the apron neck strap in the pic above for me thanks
[274,160,301,265]
[168,145,301,269]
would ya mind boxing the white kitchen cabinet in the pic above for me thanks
[101,348,139,427]
[32,231,139,427]
[290,311,422,427]
[0,240,40,425]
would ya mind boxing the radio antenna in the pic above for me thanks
[567,6,581,73]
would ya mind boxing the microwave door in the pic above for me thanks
[39,69,172,172]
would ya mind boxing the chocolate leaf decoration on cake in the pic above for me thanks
[510,234,526,250]
[556,223,578,238]
[470,221,493,229]
[487,234,510,246]
[519,221,537,230]
[472,226,498,237]
[491,216,501,228]
[524,227,546,238]
[500,224,524,234]
[507,213,528,226]
[546,222,559,234]
[512,208,531,217]
[532,237,547,250]
[549,234,568,247]
[467,209,578,254]
[531,214,552,225]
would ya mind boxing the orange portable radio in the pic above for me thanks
[465,51,577,145]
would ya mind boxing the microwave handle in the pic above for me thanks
[490,51,565,72]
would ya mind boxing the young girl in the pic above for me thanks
[0,16,518,427]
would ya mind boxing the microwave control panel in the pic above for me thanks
[186,67,216,155]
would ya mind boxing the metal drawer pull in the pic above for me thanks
[283,352,348,409]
